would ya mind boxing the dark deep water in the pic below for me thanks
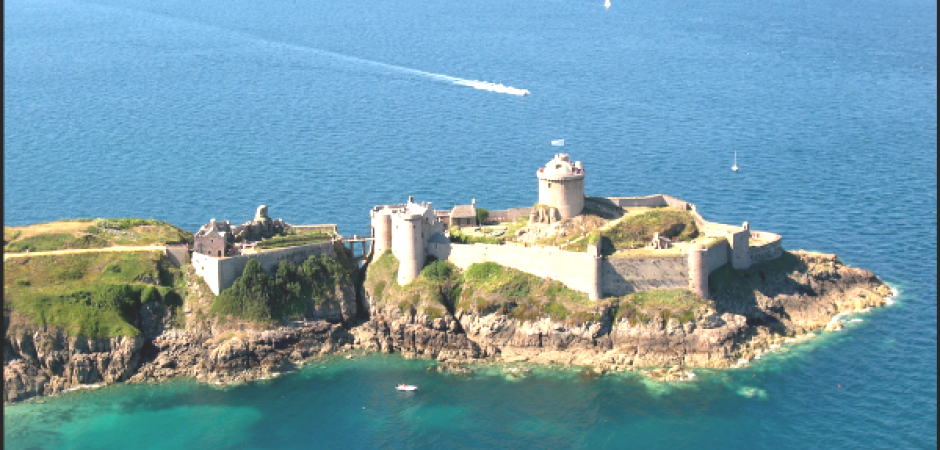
[4,0,936,448]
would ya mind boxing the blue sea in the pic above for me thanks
[4,0,936,448]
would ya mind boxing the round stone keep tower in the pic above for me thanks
[394,212,425,285]
[371,208,393,257]
[537,153,586,219]
[688,243,709,299]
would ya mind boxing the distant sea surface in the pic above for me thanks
[4,0,936,448]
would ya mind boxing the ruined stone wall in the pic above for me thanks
[193,241,338,295]
[601,256,688,296]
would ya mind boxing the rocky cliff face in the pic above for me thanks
[128,264,359,386]
[3,263,360,403]
[4,312,144,403]
[3,249,891,403]
[356,250,891,373]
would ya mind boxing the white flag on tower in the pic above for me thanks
[551,139,565,147]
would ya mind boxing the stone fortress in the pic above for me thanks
[188,152,782,300]
[370,199,446,286]
[372,153,784,301]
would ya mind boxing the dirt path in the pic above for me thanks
[3,244,167,260]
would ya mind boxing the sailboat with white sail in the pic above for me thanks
[731,151,739,172]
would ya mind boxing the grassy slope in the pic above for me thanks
[610,289,712,326]
[4,219,192,252]
[4,250,184,338]
[364,252,458,320]
[457,262,597,323]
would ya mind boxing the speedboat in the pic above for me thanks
[396,384,418,391]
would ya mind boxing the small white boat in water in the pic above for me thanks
[605,0,611,9]
[731,151,739,172]
[396,384,418,391]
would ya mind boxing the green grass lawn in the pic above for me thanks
[4,250,183,338]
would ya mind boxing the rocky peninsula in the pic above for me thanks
[3,216,891,403]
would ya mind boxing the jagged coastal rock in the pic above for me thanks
[3,247,890,403]
[356,250,890,374]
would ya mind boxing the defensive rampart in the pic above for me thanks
[163,245,190,268]
[384,193,785,301]
[748,230,784,264]
[487,207,532,223]
[601,256,688,296]
[193,241,338,295]
[428,242,598,295]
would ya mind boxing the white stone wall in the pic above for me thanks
[605,194,669,208]
[192,252,222,295]
[393,215,423,285]
[371,211,392,256]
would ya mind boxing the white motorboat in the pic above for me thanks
[396,384,418,391]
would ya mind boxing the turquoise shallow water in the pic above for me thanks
[4,0,936,448]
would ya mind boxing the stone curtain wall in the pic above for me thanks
[192,252,223,295]
[605,195,670,208]
[702,239,731,274]
[193,241,338,295]
[748,231,784,264]
[601,256,688,296]
[429,242,598,295]
[487,207,533,223]
[163,245,190,268]
[426,195,787,299]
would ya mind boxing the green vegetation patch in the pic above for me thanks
[256,232,332,250]
[4,219,192,252]
[449,227,503,245]
[364,252,461,319]
[459,262,594,323]
[611,289,711,326]
[568,208,698,255]
[3,251,184,338]
[211,253,354,324]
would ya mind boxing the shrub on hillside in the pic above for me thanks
[211,255,353,323]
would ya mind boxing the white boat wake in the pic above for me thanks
[295,47,531,96]
[80,0,531,97]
